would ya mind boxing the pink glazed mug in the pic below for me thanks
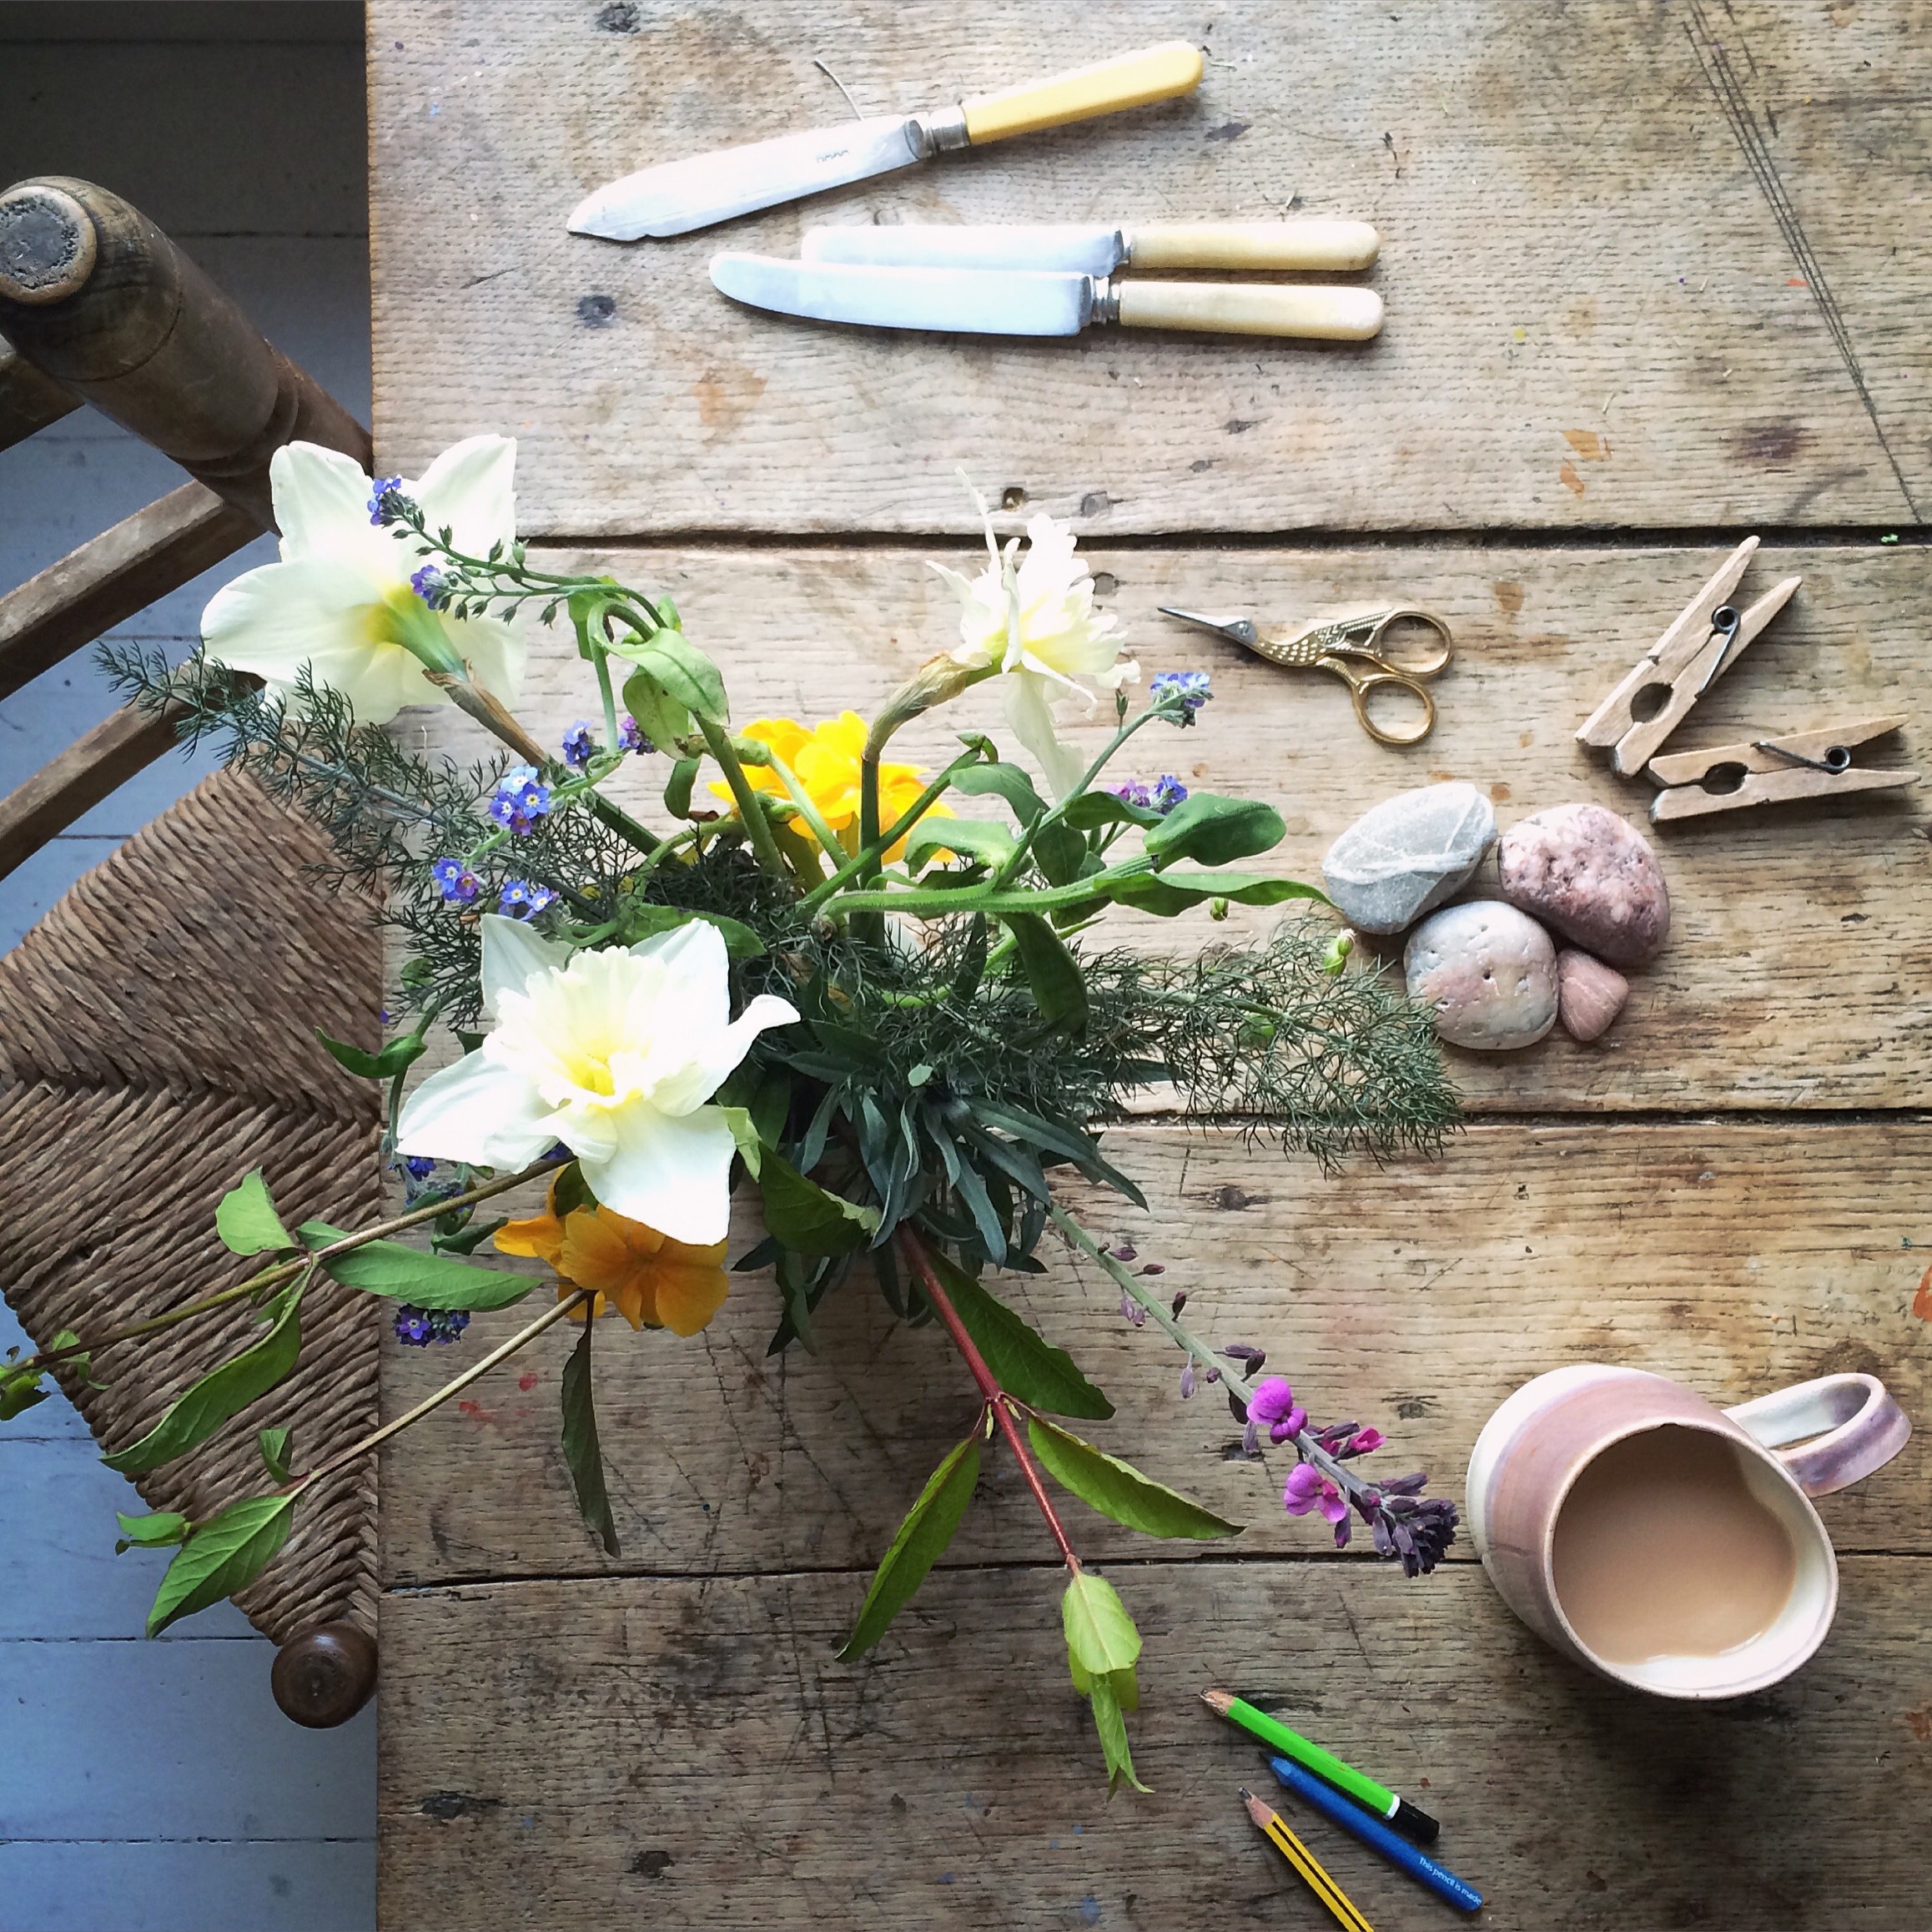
[1465,1366,1910,1698]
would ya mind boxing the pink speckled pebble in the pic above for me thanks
[1405,901,1558,1050]
[1557,948,1629,1043]
[1497,802,1670,966]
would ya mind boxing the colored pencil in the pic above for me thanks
[1241,1787,1376,1932]
[1271,1756,1484,1914]
[1202,1688,1441,1844]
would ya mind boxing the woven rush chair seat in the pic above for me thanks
[0,767,382,1659]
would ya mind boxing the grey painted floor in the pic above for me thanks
[1,8,377,1928]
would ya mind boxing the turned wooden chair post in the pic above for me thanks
[0,174,372,879]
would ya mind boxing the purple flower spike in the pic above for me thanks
[1284,1462,1349,1525]
[1150,670,1212,723]
[1119,1292,1147,1328]
[1179,1362,1196,1400]
[1348,1426,1387,1456]
[618,714,654,754]
[1109,779,1154,809]
[1151,773,1189,814]
[1247,1376,1308,1443]
[367,476,411,526]
[410,563,447,609]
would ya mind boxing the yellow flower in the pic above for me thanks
[496,1177,729,1336]
[712,710,950,861]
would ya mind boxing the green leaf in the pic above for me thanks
[1002,913,1089,1034]
[430,1215,508,1255]
[1144,793,1286,868]
[758,1155,879,1257]
[103,1279,304,1474]
[214,1170,293,1256]
[146,1495,295,1637]
[1062,1569,1142,1678]
[836,1430,982,1661]
[299,1225,537,1311]
[258,1426,293,1482]
[113,1509,190,1551]
[1084,1667,1150,1795]
[1,1361,49,1421]
[1029,1418,1240,1540]
[1032,817,1088,888]
[618,901,766,958]
[952,760,1045,827]
[610,627,727,722]
[1106,870,1325,918]
[663,754,701,819]
[561,1319,618,1557]
[908,818,1013,870]
[925,1250,1112,1420]
[373,1032,429,1078]
[313,1029,382,1078]
[1063,789,1163,833]
[621,667,692,748]
[717,1104,763,1179]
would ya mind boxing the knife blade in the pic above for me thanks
[709,255,1385,340]
[802,220,1381,276]
[568,41,1204,241]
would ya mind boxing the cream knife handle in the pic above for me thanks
[1125,220,1379,272]
[1114,280,1384,340]
[962,43,1204,145]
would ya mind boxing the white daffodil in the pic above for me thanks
[201,435,526,724]
[396,916,797,1245]
[932,503,1137,798]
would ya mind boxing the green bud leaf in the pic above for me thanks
[837,1431,982,1661]
[115,1510,190,1551]
[145,1495,296,1637]
[923,1248,1112,1420]
[1001,913,1089,1034]
[1029,1418,1240,1540]
[1143,792,1285,869]
[758,1154,879,1257]
[300,1225,536,1311]
[103,1280,304,1474]
[214,1170,293,1256]
[561,1318,618,1557]
[258,1426,293,1482]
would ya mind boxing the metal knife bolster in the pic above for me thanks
[1089,277,1122,326]
[908,107,970,156]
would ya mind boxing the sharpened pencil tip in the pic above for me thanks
[1201,1687,1233,1712]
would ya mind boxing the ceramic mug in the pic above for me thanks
[1465,1365,1910,1698]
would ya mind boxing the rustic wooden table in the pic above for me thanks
[368,5,1932,1926]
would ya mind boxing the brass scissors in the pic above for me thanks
[1157,604,1453,746]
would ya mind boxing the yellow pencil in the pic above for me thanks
[1241,1787,1376,1932]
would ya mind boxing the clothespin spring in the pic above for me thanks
[1752,737,1852,776]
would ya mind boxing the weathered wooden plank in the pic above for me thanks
[380,1119,1932,1588]
[368,0,1932,535]
[395,540,1932,1111]
[377,1556,1932,1931]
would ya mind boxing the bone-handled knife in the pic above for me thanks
[569,42,1205,241]
[802,220,1381,276]
[709,254,1384,340]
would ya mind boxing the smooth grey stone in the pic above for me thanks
[1405,900,1559,1050]
[1321,782,1497,934]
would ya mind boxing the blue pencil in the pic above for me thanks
[1270,1757,1484,1914]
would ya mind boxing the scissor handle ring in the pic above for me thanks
[1347,670,1437,747]
[1359,606,1454,677]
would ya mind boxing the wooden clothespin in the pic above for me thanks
[1576,536,1802,775]
[1647,716,1917,823]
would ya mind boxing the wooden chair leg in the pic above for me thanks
[270,1623,379,1728]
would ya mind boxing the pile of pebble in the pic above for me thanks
[1321,782,1671,1050]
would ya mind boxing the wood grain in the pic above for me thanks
[394,541,1932,1111]
[376,1557,1932,1931]
[368,0,1932,535]
[379,1119,1932,1587]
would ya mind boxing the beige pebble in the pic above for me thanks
[1557,948,1629,1043]
[1405,900,1558,1051]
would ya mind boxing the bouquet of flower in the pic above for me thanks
[6,437,1459,1789]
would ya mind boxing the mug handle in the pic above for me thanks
[1724,1373,1912,1497]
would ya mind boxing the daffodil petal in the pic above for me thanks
[479,913,572,1019]
[270,442,381,562]
[581,1102,737,1245]
[445,611,526,707]
[396,1047,556,1168]
[1004,669,1085,800]
[410,434,516,559]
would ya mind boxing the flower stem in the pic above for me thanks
[286,1288,591,1497]
[21,1160,564,1373]
[795,750,989,917]
[697,715,792,883]
[897,1227,1079,1572]
[986,707,1169,893]
[592,641,621,752]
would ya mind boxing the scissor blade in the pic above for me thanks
[1158,605,1257,645]
[569,116,926,240]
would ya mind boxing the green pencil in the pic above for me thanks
[1201,1688,1440,1844]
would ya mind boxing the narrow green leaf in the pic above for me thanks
[836,1431,982,1660]
[113,1510,189,1550]
[1029,1418,1240,1540]
[300,1225,537,1310]
[1143,793,1286,868]
[314,1029,383,1079]
[663,755,701,819]
[430,1215,508,1255]
[1062,1570,1142,1678]
[951,760,1045,827]
[214,1170,293,1256]
[1085,1668,1151,1795]
[1002,913,1089,1033]
[758,1155,879,1257]
[561,1319,618,1557]
[908,818,1013,869]
[1106,870,1325,918]
[103,1280,304,1474]
[258,1426,293,1482]
[372,1032,428,1078]
[925,1250,1112,1420]
[146,1495,295,1637]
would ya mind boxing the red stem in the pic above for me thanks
[896,1226,1079,1571]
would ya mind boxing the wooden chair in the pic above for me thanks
[0,177,384,1725]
